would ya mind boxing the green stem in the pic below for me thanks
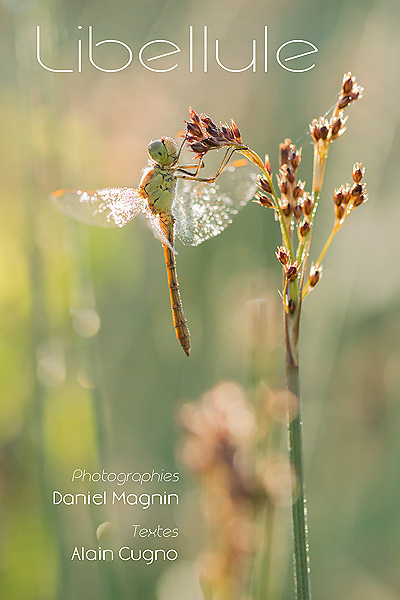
[285,307,311,600]
[240,147,294,260]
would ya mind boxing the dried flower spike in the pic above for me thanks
[254,195,274,209]
[285,261,299,282]
[352,162,364,183]
[293,204,303,222]
[276,246,289,266]
[299,220,311,238]
[302,193,314,216]
[308,264,323,288]
[185,107,247,157]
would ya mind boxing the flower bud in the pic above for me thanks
[293,182,304,201]
[285,262,299,282]
[353,193,367,207]
[278,178,289,195]
[282,202,293,217]
[351,183,363,198]
[331,117,342,137]
[310,121,321,142]
[309,264,322,288]
[299,220,311,237]
[275,246,289,265]
[333,188,344,206]
[342,73,354,95]
[258,176,272,194]
[352,163,364,183]
[293,204,303,222]
[335,204,345,220]
[291,148,302,171]
[286,167,295,185]
[320,125,329,140]
[303,194,314,216]
[255,195,274,208]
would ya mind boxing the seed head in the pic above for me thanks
[285,261,299,282]
[185,107,246,157]
[299,220,311,238]
[342,72,354,95]
[334,184,351,206]
[282,201,293,217]
[258,176,272,194]
[336,73,364,112]
[333,188,344,206]
[275,246,289,265]
[254,194,274,209]
[351,183,363,198]
[279,140,301,173]
[302,193,314,216]
[291,147,302,171]
[330,115,342,139]
[352,162,364,183]
[285,166,296,185]
[335,203,345,220]
[310,117,329,143]
[278,176,289,196]
[293,204,303,222]
[320,124,329,140]
[309,263,323,288]
[353,193,367,207]
[293,181,305,201]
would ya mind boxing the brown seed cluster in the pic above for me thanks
[308,263,323,289]
[338,72,364,111]
[310,72,363,146]
[285,261,300,282]
[276,139,312,242]
[334,163,367,223]
[185,107,246,157]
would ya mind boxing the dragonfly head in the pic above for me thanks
[148,137,178,166]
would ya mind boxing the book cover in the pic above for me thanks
[1,1,398,599]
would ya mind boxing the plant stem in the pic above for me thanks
[241,147,294,260]
[285,306,311,600]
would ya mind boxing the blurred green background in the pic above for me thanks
[1,0,400,598]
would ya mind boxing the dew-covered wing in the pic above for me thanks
[173,161,257,247]
[51,187,174,250]
[51,187,147,228]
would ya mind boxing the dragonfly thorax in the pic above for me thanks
[139,165,177,215]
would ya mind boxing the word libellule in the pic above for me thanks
[52,137,256,356]
[36,26,318,74]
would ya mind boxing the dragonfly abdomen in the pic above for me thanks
[160,214,191,357]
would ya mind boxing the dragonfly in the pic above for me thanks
[52,137,256,356]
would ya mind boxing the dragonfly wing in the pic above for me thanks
[173,161,257,247]
[51,187,147,228]
[52,186,175,252]
[145,212,177,254]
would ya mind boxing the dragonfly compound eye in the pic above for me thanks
[148,138,178,165]
[148,140,168,164]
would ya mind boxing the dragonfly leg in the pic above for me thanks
[176,147,236,183]
[175,157,205,176]
[174,135,188,164]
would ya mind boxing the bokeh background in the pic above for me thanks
[1,0,400,598]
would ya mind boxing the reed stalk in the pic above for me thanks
[182,74,366,599]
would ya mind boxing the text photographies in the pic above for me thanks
[36,26,318,74]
